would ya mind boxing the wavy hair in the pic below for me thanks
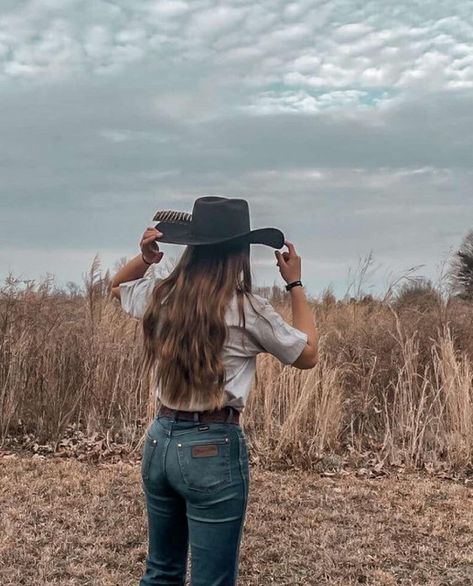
[142,239,255,411]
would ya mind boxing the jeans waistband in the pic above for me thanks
[154,415,243,438]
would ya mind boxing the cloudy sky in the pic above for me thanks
[1,0,472,297]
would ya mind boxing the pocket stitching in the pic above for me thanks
[184,437,229,446]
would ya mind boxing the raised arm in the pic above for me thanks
[110,227,163,300]
[275,240,318,369]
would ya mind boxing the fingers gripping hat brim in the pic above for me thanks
[154,221,285,249]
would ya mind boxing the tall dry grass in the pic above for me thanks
[1,260,472,473]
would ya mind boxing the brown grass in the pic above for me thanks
[1,456,472,585]
[1,263,473,474]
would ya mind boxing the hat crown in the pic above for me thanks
[191,196,251,240]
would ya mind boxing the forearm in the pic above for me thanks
[110,254,151,287]
[290,286,318,352]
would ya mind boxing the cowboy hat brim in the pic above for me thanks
[154,221,285,249]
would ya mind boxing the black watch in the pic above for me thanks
[285,280,303,291]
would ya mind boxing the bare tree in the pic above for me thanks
[450,230,473,299]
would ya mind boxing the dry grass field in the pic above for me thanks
[1,263,473,475]
[1,263,473,584]
[1,454,472,586]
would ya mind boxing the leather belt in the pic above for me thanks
[157,404,240,424]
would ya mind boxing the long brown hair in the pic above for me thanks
[142,239,253,411]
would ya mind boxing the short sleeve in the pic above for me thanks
[249,294,308,365]
[118,275,161,319]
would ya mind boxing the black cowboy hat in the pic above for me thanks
[153,196,284,248]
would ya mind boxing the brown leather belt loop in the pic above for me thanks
[157,404,240,424]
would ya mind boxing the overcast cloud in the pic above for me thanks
[1,0,472,296]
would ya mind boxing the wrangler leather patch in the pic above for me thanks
[192,444,219,458]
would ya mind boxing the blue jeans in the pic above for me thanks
[139,412,250,586]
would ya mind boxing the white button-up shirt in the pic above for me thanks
[119,275,308,412]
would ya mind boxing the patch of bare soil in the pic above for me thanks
[1,455,472,585]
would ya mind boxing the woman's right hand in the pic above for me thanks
[275,240,302,284]
[140,227,164,264]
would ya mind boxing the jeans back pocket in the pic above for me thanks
[177,436,232,493]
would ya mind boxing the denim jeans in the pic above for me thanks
[139,412,250,586]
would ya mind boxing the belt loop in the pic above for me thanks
[172,409,179,422]
[225,406,234,424]
[193,411,200,423]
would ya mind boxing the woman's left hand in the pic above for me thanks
[140,227,164,264]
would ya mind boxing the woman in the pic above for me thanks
[110,196,318,586]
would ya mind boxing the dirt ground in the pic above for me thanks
[1,455,472,586]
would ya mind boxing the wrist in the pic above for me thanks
[286,279,303,292]
[285,276,301,285]
[141,252,153,265]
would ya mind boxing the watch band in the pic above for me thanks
[285,280,303,291]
